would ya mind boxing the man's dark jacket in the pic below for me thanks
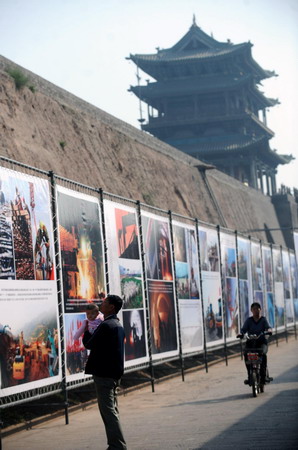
[83,314,125,380]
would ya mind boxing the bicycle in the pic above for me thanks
[237,331,272,397]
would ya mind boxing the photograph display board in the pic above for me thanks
[220,232,239,340]
[172,221,203,353]
[272,247,285,329]
[237,237,253,324]
[289,252,298,322]
[57,186,105,381]
[262,245,275,327]
[198,226,223,346]
[104,200,148,367]
[0,168,60,397]
[141,211,178,359]
[282,250,294,326]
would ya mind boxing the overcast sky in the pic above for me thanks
[0,0,297,189]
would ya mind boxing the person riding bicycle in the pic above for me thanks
[237,302,272,385]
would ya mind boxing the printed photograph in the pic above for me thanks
[251,243,262,291]
[237,239,249,280]
[57,190,105,312]
[263,247,273,293]
[186,229,200,299]
[202,275,223,343]
[175,261,190,299]
[225,277,238,337]
[239,279,250,323]
[226,248,236,278]
[282,251,291,299]
[254,291,264,309]
[64,313,89,376]
[142,216,173,281]
[122,309,146,361]
[199,228,219,272]
[115,208,139,259]
[273,249,283,282]
[148,280,177,354]
[0,170,54,281]
[173,225,187,262]
[119,259,143,309]
[0,296,59,390]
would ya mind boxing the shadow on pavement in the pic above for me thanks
[197,366,298,450]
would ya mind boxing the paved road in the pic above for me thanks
[2,337,298,450]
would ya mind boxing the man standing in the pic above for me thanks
[83,295,127,449]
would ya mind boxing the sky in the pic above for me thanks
[0,0,297,190]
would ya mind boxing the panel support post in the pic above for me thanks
[49,171,69,425]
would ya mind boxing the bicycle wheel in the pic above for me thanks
[251,371,258,397]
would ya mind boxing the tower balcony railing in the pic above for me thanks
[142,108,274,135]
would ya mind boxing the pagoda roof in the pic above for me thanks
[130,74,278,107]
[128,21,274,80]
[166,134,292,165]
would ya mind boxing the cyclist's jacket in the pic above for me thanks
[241,316,271,344]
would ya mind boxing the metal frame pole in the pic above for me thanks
[217,225,228,366]
[98,188,109,295]
[235,231,243,360]
[49,171,69,424]
[136,201,155,392]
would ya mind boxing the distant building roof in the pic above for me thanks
[128,22,275,80]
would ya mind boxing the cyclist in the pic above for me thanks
[237,302,272,386]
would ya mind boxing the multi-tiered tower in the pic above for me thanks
[128,18,292,194]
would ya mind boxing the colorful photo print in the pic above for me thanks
[237,238,249,280]
[282,251,291,299]
[225,277,238,337]
[64,313,88,376]
[254,291,264,309]
[239,279,250,323]
[263,247,273,293]
[57,189,105,312]
[272,248,283,282]
[115,208,139,259]
[0,286,59,390]
[202,275,223,343]
[175,261,190,299]
[0,169,54,281]
[199,228,219,272]
[173,225,187,262]
[186,228,200,299]
[179,301,203,351]
[122,310,146,361]
[267,292,275,328]
[173,224,200,300]
[251,242,263,291]
[119,259,143,309]
[224,248,236,278]
[148,280,177,354]
[142,215,173,281]
[290,253,298,299]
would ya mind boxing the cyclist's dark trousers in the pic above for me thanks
[244,342,268,383]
